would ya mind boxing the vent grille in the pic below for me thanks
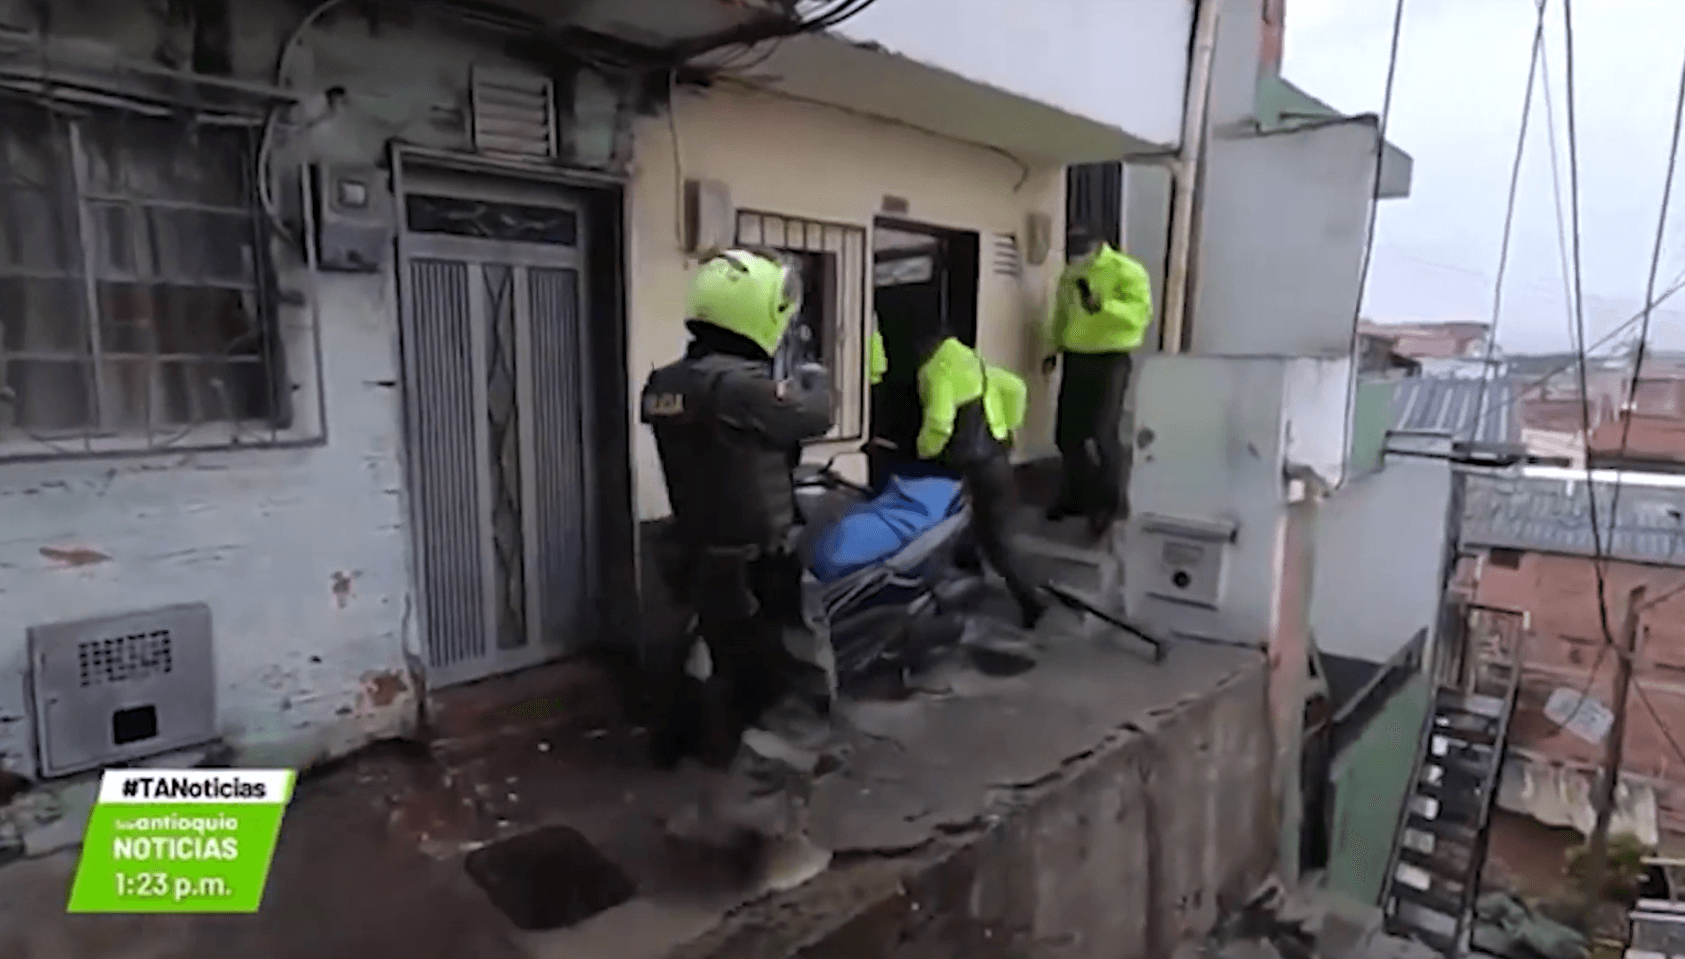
[79,630,174,687]
[992,233,1022,277]
[30,603,216,777]
[470,66,557,159]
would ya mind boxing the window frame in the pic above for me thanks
[0,88,321,463]
[734,210,868,443]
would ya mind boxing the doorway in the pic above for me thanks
[869,219,979,480]
[394,159,602,689]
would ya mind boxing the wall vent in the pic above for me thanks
[30,603,216,777]
[469,66,558,159]
[992,232,1023,277]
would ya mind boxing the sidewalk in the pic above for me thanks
[0,601,1272,959]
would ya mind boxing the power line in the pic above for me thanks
[1589,15,1685,774]
[1537,18,1582,363]
[1546,8,1685,777]
[1558,0,1621,678]
[1473,0,1550,443]
[1458,269,1685,439]
[1342,0,1410,481]
[1604,24,1685,527]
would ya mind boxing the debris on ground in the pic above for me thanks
[1187,877,1441,959]
[1471,892,1590,959]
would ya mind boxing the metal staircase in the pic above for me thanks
[1379,626,1521,957]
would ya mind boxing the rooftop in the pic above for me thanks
[1390,374,1521,447]
[1588,411,1685,466]
[1461,470,1685,566]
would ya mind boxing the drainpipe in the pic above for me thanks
[1160,0,1224,354]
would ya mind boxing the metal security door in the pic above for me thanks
[396,164,595,688]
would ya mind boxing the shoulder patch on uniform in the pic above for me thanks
[643,391,685,417]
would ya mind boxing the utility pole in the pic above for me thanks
[1586,583,1646,905]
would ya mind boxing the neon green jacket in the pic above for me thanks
[915,338,1028,460]
[1048,244,1153,354]
[869,327,888,386]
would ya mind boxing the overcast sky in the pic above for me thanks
[1281,0,1685,355]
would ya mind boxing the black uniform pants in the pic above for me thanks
[1054,350,1133,525]
[653,547,831,772]
[963,450,1043,622]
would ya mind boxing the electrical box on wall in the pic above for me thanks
[30,603,217,777]
[1137,514,1235,610]
[683,178,733,255]
[313,163,393,272]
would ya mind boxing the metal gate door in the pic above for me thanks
[396,167,594,688]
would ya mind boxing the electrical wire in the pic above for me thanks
[1544,3,1685,777]
[1340,0,1409,484]
[1458,268,1685,441]
[1603,27,1685,533]
[1538,26,1582,371]
[1558,0,1620,668]
[256,0,352,242]
[1472,0,1550,443]
[1582,22,1685,773]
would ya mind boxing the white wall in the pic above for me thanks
[1191,119,1379,358]
[1124,354,1291,646]
[837,0,1191,150]
[1311,457,1455,664]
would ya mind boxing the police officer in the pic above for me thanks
[639,248,837,894]
[1041,224,1153,538]
[912,327,1046,630]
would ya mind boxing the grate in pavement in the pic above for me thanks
[464,825,637,930]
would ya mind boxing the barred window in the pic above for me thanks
[734,210,867,443]
[0,95,288,457]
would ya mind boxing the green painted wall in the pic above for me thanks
[1327,674,1432,904]
[1348,378,1397,480]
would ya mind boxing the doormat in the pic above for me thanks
[464,825,637,930]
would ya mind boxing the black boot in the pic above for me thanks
[1019,594,1047,631]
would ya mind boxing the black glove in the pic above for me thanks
[1075,278,1101,313]
[795,362,830,393]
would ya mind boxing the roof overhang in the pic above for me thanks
[1258,76,1412,199]
[723,31,1165,168]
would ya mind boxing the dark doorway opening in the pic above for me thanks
[869,218,980,489]
[1066,161,1123,252]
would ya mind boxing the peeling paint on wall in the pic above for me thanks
[37,547,112,568]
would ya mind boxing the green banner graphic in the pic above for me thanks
[67,769,296,913]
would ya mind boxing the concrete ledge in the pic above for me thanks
[664,656,1277,959]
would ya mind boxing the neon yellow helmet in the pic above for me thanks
[686,249,803,357]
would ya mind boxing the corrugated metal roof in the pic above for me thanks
[1391,375,1521,446]
[1461,471,1685,566]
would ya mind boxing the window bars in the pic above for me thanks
[735,210,868,442]
[0,84,320,459]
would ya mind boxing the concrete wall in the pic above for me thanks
[1311,457,1455,664]
[1126,355,1291,648]
[837,0,1191,150]
[695,658,1278,959]
[1190,119,1379,359]
[626,83,1067,519]
[1126,354,1353,644]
